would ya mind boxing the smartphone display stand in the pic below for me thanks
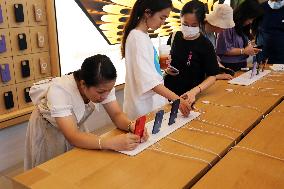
[119,111,201,156]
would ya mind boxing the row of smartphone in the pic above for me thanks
[0,59,48,83]
[134,99,180,138]
[0,31,46,53]
[0,60,29,82]
[0,3,44,24]
[3,87,31,110]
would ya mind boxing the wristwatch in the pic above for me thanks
[240,48,244,55]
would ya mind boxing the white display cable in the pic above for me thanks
[201,100,262,113]
[182,126,237,145]
[195,117,244,136]
[225,88,280,97]
[232,146,284,163]
[148,142,213,167]
[166,136,221,158]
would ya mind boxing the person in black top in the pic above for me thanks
[253,0,284,64]
[164,0,219,104]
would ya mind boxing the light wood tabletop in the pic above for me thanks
[12,71,284,189]
[193,101,284,189]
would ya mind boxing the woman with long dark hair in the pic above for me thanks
[122,0,191,120]
[25,54,148,170]
[164,0,219,104]
[216,0,263,71]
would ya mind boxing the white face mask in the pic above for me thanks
[268,0,284,9]
[181,24,200,38]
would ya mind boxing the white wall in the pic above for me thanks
[55,0,125,85]
[54,0,168,86]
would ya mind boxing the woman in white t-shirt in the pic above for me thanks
[25,55,148,170]
[121,0,192,120]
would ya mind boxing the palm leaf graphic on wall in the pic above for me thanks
[75,0,218,45]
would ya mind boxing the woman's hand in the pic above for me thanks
[178,97,192,117]
[244,45,261,56]
[140,128,149,143]
[129,121,149,143]
[104,133,140,151]
[181,90,196,106]
[216,73,233,80]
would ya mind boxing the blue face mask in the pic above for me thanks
[268,0,284,9]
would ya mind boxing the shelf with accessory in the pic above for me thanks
[0,0,59,130]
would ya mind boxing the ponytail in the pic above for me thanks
[121,0,173,58]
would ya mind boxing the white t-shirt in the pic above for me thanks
[123,29,167,119]
[36,74,116,126]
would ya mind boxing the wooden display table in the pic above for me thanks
[193,101,284,189]
[12,71,284,189]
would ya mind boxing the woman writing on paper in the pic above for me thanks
[25,54,148,170]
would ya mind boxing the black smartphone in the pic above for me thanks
[168,99,180,126]
[168,65,179,74]
[254,45,263,49]
[4,91,14,109]
[21,60,30,78]
[14,4,24,23]
[18,33,27,50]
[24,87,32,103]
[152,110,164,134]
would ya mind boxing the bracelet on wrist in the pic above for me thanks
[127,121,134,133]
[240,48,244,55]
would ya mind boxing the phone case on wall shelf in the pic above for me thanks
[4,91,14,109]
[34,4,43,22]
[24,87,32,103]
[21,60,30,78]
[37,32,45,48]
[14,4,24,23]
[39,58,48,74]
[18,33,27,50]
[0,5,3,24]
[0,35,7,53]
[0,64,11,83]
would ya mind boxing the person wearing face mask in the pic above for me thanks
[252,0,284,64]
[216,0,263,71]
[121,0,192,120]
[164,0,219,105]
[24,55,149,170]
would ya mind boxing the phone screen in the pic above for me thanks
[254,45,263,49]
